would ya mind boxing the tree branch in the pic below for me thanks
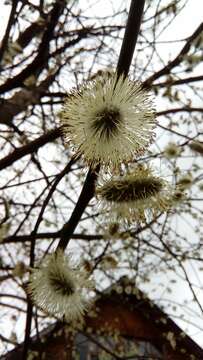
[0,0,18,65]
[152,75,203,88]
[56,0,146,251]
[117,0,145,77]
[0,0,65,95]
[0,128,61,171]
[144,22,203,87]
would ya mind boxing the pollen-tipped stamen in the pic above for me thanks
[91,107,121,139]
[100,177,163,203]
[28,251,94,322]
[48,270,75,296]
[60,72,156,167]
[97,166,171,222]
